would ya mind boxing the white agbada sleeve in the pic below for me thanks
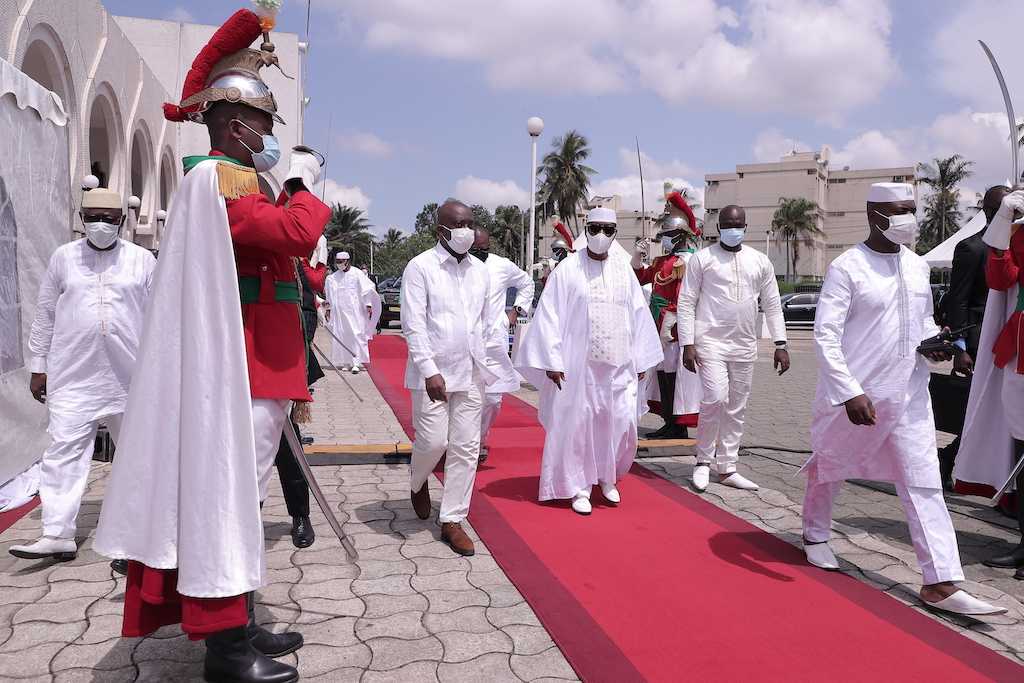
[27,250,64,374]
[814,263,864,406]
[676,251,703,348]
[758,260,787,343]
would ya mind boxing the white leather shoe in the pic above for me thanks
[924,590,1008,616]
[720,472,759,490]
[571,491,592,515]
[351,366,360,374]
[9,536,77,561]
[599,481,620,504]
[692,465,711,492]
[804,542,840,570]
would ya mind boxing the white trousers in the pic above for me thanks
[659,312,679,373]
[695,359,754,473]
[410,376,484,523]
[253,398,290,501]
[802,478,964,584]
[480,392,503,445]
[40,412,122,539]
[1001,357,1024,440]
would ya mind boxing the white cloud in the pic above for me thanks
[325,0,896,118]
[163,6,197,23]
[590,175,704,216]
[313,179,373,214]
[929,0,1024,113]
[616,148,700,179]
[453,176,528,210]
[333,129,415,157]
[751,129,811,163]
[829,130,912,171]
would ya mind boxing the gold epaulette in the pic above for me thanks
[672,259,687,280]
[216,161,260,200]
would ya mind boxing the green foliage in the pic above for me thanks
[772,197,823,282]
[777,280,796,295]
[915,155,974,255]
[414,203,439,235]
[492,205,526,265]
[538,130,598,238]
[325,204,373,270]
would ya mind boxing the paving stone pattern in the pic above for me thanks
[4,326,1024,679]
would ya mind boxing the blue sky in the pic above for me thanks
[101,0,1024,237]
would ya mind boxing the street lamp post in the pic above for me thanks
[526,117,544,273]
[127,195,141,242]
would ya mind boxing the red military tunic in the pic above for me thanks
[634,252,688,330]
[219,151,332,400]
[987,228,1024,374]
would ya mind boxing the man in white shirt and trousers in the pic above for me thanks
[325,250,381,373]
[403,201,497,556]
[11,187,154,560]
[515,207,663,515]
[801,182,1005,616]
[469,226,535,463]
[679,205,789,493]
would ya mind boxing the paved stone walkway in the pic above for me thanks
[3,326,1024,680]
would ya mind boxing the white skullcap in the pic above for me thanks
[81,188,122,209]
[867,183,914,203]
[335,251,351,261]
[586,207,617,225]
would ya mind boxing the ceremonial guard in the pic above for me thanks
[93,5,331,682]
[632,189,702,439]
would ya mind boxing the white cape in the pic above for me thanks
[325,268,381,364]
[953,285,1018,490]
[516,250,663,500]
[93,161,265,598]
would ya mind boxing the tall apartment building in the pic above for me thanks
[704,147,915,280]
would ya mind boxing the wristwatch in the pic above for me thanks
[514,306,526,316]
[775,343,789,351]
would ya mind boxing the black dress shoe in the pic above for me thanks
[299,436,314,446]
[645,423,671,439]
[657,424,690,440]
[205,625,298,683]
[983,544,1024,569]
[246,616,304,658]
[110,559,129,575]
[290,517,315,549]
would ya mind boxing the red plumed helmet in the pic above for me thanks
[552,223,575,251]
[665,192,700,236]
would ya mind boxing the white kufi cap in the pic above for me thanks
[336,251,351,260]
[586,207,617,225]
[867,183,914,203]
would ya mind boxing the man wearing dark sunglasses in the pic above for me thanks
[516,207,662,515]
[12,187,154,563]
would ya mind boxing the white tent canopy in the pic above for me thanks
[921,209,986,271]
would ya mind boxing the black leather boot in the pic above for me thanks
[290,516,315,549]
[204,625,298,683]
[984,440,1024,569]
[246,593,303,658]
[647,372,674,439]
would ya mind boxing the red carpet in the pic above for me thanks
[0,497,38,534]
[367,336,1022,682]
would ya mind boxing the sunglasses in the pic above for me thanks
[81,214,123,224]
[587,224,616,236]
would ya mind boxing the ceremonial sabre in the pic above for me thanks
[990,450,1024,505]
[283,406,359,560]
[979,40,1019,187]
[310,340,364,402]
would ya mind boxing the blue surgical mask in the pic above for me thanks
[719,228,745,247]
[661,236,675,251]
[236,120,281,173]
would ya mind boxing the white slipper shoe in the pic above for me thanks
[692,465,711,492]
[571,491,592,515]
[599,481,620,504]
[9,536,77,561]
[720,472,759,490]
[924,590,1008,616]
[804,542,840,570]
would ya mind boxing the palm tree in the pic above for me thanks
[915,155,974,254]
[492,205,525,264]
[537,131,597,237]
[324,204,374,269]
[772,197,823,282]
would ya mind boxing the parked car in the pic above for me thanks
[377,276,401,332]
[376,276,397,292]
[782,292,819,323]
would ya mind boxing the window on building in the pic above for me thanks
[893,175,904,182]
[828,178,846,184]
[827,211,845,217]
[826,244,845,250]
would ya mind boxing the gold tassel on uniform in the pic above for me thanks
[216,161,260,200]
[292,400,312,424]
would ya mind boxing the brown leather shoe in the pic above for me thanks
[440,522,475,556]
[411,481,431,520]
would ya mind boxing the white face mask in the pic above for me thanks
[874,211,917,245]
[442,226,475,254]
[587,231,615,254]
[236,120,281,173]
[661,236,676,251]
[719,228,745,247]
[84,221,119,249]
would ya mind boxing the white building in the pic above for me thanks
[704,148,916,281]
